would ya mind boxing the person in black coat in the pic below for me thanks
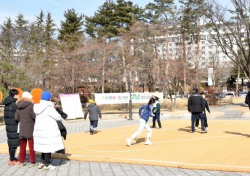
[195,92,210,131]
[3,89,20,165]
[188,87,206,133]
[245,91,250,109]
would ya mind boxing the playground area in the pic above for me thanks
[1,118,250,173]
[0,97,250,173]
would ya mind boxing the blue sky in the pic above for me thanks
[0,0,153,26]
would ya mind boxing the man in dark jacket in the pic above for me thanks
[188,87,206,133]
[195,92,210,132]
[84,99,102,135]
[245,91,250,109]
[3,89,20,165]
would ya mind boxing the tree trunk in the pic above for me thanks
[102,52,105,93]
[236,66,240,95]
[195,21,200,84]
[165,17,169,82]
[72,61,75,93]
[182,33,187,93]
[122,47,128,91]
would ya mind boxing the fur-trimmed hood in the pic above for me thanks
[16,97,34,110]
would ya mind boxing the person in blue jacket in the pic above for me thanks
[126,98,155,146]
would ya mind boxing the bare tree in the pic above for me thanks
[206,0,250,81]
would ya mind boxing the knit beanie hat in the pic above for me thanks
[22,91,33,99]
[41,91,51,101]
[31,88,43,104]
[88,99,95,104]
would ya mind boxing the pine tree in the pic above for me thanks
[58,8,84,51]
[85,0,143,39]
[0,18,15,60]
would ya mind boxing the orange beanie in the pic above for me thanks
[31,88,43,104]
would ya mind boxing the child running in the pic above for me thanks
[126,98,155,146]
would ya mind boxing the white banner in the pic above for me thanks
[208,67,213,86]
[59,94,84,119]
[95,92,163,105]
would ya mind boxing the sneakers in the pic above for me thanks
[42,165,56,170]
[19,162,27,167]
[201,130,207,133]
[145,140,152,145]
[205,127,208,132]
[126,138,132,146]
[37,163,45,169]
[8,160,20,166]
[28,163,36,168]
[195,127,198,130]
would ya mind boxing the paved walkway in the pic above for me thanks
[0,154,249,176]
[0,104,250,175]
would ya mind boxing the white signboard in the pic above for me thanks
[95,92,163,105]
[208,67,214,86]
[59,94,84,119]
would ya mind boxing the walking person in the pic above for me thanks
[14,92,36,166]
[33,91,64,170]
[84,99,102,135]
[152,96,161,128]
[195,92,210,132]
[127,98,155,146]
[3,89,20,165]
[188,87,206,133]
[245,90,250,109]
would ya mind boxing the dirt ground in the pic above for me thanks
[1,119,250,172]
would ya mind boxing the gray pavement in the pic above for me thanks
[0,154,250,176]
[0,104,250,175]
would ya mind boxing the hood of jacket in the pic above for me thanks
[34,100,55,115]
[2,96,17,106]
[16,98,34,110]
[88,103,96,108]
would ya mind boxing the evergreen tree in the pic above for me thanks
[0,18,15,60]
[58,8,84,51]
[14,14,29,63]
[85,0,143,39]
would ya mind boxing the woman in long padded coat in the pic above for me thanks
[3,89,20,165]
[33,91,64,170]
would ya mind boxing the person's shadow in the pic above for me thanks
[225,131,250,137]
[178,126,191,133]
[135,137,146,144]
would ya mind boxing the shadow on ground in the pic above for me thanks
[225,131,250,138]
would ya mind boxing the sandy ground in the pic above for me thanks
[1,119,250,172]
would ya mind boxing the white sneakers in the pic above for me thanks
[145,140,152,145]
[43,165,56,170]
[38,163,56,170]
[195,127,198,130]
[127,138,152,146]
[37,163,45,169]
[126,138,132,146]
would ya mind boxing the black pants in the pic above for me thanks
[9,147,17,161]
[196,113,208,128]
[152,113,162,128]
[90,120,98,133]
[41,153,51,166]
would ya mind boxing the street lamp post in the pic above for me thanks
[124,71,138,120]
